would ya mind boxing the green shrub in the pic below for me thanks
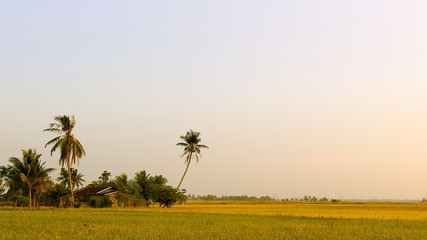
[15,195,29,207]
[101,196,113,208]
[0,201,14,207]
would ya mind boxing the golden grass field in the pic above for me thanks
[1,201,427,239]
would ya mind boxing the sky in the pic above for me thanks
[1,0,426,200]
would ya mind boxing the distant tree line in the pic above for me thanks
[188,194,341,202]
[284,196,330,202]
[188,194,276,201]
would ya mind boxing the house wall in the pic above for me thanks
[107,194,118,207]
[79,202,89,208]
[88,195,104,208]
[74,192,118,208]
[78,195,87,202]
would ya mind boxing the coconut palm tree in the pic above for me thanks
[99,170,112,183]
[57,168,85,190]
[176,130,209,189]
[5,149,54,209]
[44,115,86,208]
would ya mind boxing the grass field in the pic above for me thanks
[1,201,427,239]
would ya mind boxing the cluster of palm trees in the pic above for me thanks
[0,115,85,209]
[0,115,208,208]
[2,149,54,209]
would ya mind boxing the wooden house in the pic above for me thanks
[73,185,118,208]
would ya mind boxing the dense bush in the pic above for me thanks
[41,184,69,207]
[15,195,29,207]
[152,185,186,208]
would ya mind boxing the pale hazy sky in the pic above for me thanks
[1,1,427,199]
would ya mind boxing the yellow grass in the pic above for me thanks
[2,201,427,239]
[116,201,427,220]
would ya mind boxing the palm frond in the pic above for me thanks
[43,127,62,134]
[49,138,62,157]
[74,138,86,157]
[45,136,62,148]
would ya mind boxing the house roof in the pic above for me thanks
[96,186,113,194]
[74,185,117,196]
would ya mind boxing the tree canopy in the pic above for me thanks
[3,149,54,209]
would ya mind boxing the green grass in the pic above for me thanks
[1,202,427,239]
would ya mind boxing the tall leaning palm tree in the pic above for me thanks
[176,130,209,189]
[44,115,86,208]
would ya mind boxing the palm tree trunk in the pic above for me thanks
[28,186,32,209]
[67,158,74,208]
[34,192,39,208]
[177,153,192,189]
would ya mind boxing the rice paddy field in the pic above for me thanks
[1,201,427,239]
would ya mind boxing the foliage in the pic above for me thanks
[0,177,4,195]
[99,170,112,183]
[44,115,86,208]
[91,170,114,188]
[188,194,277,201]
[133,170,187,207]
[88,170,186,208]
[0,166,6,195]
[41,183,69,207]
[282,196,331,202]
[176,189,188,204]
[134,171,168,206]
[57,168,85,190]
[101,196,113,208]
[0,166,9,196]
[150,185,187,208]
[0,201,14,207]
[3,149,54,208]
[14,195,30,207]
[303,195,317,201]
[0,166,8,177]
[176,130,209,189]
[111,173,143,207]
[188,195,334,202]
[90,170,188,208]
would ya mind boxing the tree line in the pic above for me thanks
[188,194,276,201]
[0,115,208,208]
[187,195,339,202]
